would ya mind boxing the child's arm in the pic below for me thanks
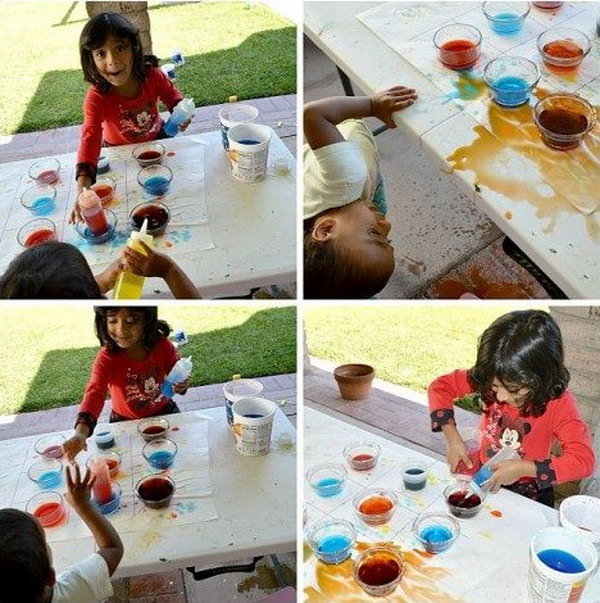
[303,86,418,150]
[66,465,124,576]
[94,258,123,295]
[121,242,201,299]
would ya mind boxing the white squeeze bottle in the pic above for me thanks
[113,219,154,299]
[161,356,193,397]
[164,98,195,137]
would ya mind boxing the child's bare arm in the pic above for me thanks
[304,86,418,150]
[66,465,124,576]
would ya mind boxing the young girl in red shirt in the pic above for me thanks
[428,309,595,507]
[63,306,189,462]
[71,12,192,219]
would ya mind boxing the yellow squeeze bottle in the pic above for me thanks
[113,219,154,299]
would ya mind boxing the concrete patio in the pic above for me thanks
[0,373,297,603]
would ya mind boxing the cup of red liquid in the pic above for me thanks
[434,24,482,71]
[86,451,122,478]
[27,491,66,528]
[136,474,175,509]
[533,93,596,150]
[138,417,170,442]
[353,488,398,526]
[129,201,171,237]
[28,158,60,185]
[537,27,591,72]
[34,434,65,460]
[17,218,57,248]
[133,142,166,167]
[343,442,381,471]
[354,546,405,597]
[444,479,486,519]
[91,177,117,207]
[532,1,563,9]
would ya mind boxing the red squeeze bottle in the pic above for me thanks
[78,187,108,236]
[90,457,113,505]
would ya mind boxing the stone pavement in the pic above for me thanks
[0,94,297,164]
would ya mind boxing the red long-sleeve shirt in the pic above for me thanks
[77,67,183,169]
[79,338,179,422]
[428,369,595,489]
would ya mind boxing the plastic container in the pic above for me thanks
[231,397,277,456]
[86,451,121,477]
[17,218,57,247]
[129,202,170,237]
[164,98,195,137]
[161,356,193,398]
[533,93,596,150]
[113,218,154,299]
[97,154,110,174]
[401,459,430,491]
[537,28,591,71]
[132,142,165,167]
[307,518,356,564]
[227,123,272,182]
[78,187,109,237]
[75,209,117,245]
[483,1,530,35]
[143,438,178,469]
[138,417,170,442]
[91,177,116,207]
[434,24,482,70]
[89,457,113,506]
[344,442,381,471]
[136,474,175,509]
[27,491,66,528]
[219,103,259,151]
[559,495,600,548]
[223,378,264,425]
[28,158,60,184]
[137,165,173,197]
[483,57,540,107]
[354,546,405,597]
[353,488,398,526]
[306,463,347,497]
[20,184,56,216]
[161,63,176,80]
[28,459,63,489]
[95,429,115,449]
[455,426,482,476]
[444,479,486,519]
[34,434,65,459]
[472,446,520,487]
[171,48,185,66]
[413,512,460,554]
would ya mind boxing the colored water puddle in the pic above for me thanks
[490,13,523,35]
[538,549,585,573]
[452,73,488,102]
[148,450,174,469]
[315,477,343,497]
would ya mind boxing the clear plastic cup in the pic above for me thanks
[306,463,347,497]
[137,165,173,196]
[93,481,121,515]
[86,451,122,477]
[344,442,381,471]
[353,488,398,526]
[537,27,591,71]
[433,24,482,70]
[20,184,56,216]
[483,57,540,107]
[138,417,170,442]
[482,1,530,35]
[74,209,117,245]
[17,218,57,248]
[307,518,356,564]
[412,512,460,553]
[28,158,60,184]
[142,438,178,469]
[354,546,405,597]
[401,458,430,491]
[91,177,117,207]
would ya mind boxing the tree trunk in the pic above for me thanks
[85,2,152,55]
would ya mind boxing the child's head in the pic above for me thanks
[94,306,171,353]
[469,310,569,417]
[0,509,55,603]
[0,242,102,299]
[304,201,395,299]
[80,12,148,93]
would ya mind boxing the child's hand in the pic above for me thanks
[370,86,418,128]
[173,377,190,395]
[63,433,88,464]
[95,258,123,294]
[446,437,472,473]
[65,464,96,511]
[486,460,530,492]
[69,202,84,224]
[121,241,173,278]
[179,117,192,132]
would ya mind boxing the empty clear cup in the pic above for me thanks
[484,57,540,107]
[433,24,482,70]
[483,1,530,35]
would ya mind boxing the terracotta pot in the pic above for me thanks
[334,364,375,400]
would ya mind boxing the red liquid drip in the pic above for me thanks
[143,425,166,435]
[42,445,63,459]
[138,150,162,161]
[448,491,482,508]
[34,502,65,527]
[358,556,400,586]
[24,229,55,247]
[359,496,393,515]
[36,170,58,184]
[138,477,174,501]
[132,204,169,231]
[439,39,479,70]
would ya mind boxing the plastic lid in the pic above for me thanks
[78,187,102,209]
[95,430,114,444]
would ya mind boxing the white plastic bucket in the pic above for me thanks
[528,527,598,602]
[223,378,264,425]
[560,495,600,549]
[227,123,271,182]
[219,104,259,151]
[231,397,276,456]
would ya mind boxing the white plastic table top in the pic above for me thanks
[0,129,296,298]
[0,406,296,578]
[304,406,600,602]
[304,2,600,299]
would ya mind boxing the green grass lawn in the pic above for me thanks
[305,305,549,397]
[0,305,296,415]
[0,1,296,135]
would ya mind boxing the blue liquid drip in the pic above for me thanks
[317,534,352,563]
[538,549,586,573]
[38,470,61,489]
[148,450,175,469]
[143,176,170,196]
[237,139,260,145]
[490,12,522,34]
[315,477,343,497]
[30,196,55,216]
[493,76,531,107]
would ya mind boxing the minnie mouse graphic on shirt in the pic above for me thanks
[124,366,163,412]
[118,102,160,139]
[481,404,531,461]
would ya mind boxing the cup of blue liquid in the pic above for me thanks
[137,165,173,197]
[306,462,347,498]
[227,123,272,182]
[20,184,56,216]
[142,438,178,470]
[307,518,357,564]
[75,208,117,245]
[412,512,460,554]
[482,1,530,35]
[483,57,540,107]
[28,459,63,489]
[529,527,598,601]
[401,459,430,491]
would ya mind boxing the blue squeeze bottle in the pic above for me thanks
[164,98,195,137]
[161,356,193,397]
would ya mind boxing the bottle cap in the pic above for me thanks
[78,187,102,209]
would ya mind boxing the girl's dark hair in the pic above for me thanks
[468,310,570,417]
[0,509,51,603]
[79,12,158,93]
[94,306,171,353]
[0,242,102,299]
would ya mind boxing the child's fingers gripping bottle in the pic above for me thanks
[472,446,520,489]
[161,356,193,398]
[164,98,195,137]
[113,218,154,299]
[78,187,109,236]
